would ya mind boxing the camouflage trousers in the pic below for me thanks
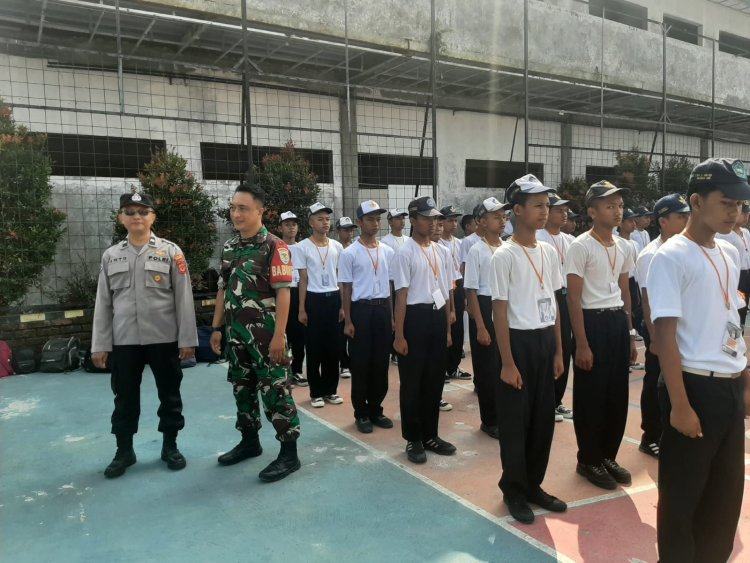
[225,319,300,442]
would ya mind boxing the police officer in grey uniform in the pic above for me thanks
[92,192,198,478]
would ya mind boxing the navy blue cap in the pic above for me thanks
[356,200,387,219]
[653,194,690,218]
[585,180,629,207]
[623,208,637,220]
[387,209,408,220]
[439,204,463,217]
[688,158,750,200]
[568,210,579,219]
[120,192,154,209]
[549,193,569,207]
[472,203,485,219]
[408,196,441,217]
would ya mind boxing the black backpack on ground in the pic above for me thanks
[79,348,111,373]
[12,348,37,374]
[39,337,81,373]
[195,325,222,363]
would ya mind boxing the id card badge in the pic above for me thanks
[537,297,555,323]
[610,281,619,294]
[322,272,330,286]
[373,278,381,295]
[432,288,446,310]
[722,322,742,358]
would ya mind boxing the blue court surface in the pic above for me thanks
[1,367,553,563]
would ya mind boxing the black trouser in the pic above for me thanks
[572,308,630,465]
[338,320,351,370]
[287,287,306,375]
[657,373,745,563]
[349,300,391,419]
[398,304,447,442]
[739,269,750,329]
[554,288,572,407]
[468,295,499,427]
[640,330,662,444]
[304,291,340,398]
[446,280,465,374]
[497,327,556,500]
[110,342,184,437]
[629,276,643,345]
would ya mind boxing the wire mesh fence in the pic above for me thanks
[1,0,749,308]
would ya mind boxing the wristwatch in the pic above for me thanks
[629,329,638,338]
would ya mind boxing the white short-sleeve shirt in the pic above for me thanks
[294,237,344,293]
[536,229,571,288]
[464,239,500,297]
[287,242,301,288]
[635,237,664,289]
[490,240,563,330]
[565,231,634,309]
[460,232,480,264]
[393,238,451,305]
[381,233,408,252]
[438,236,463,280]
[338,240,394,301]
[716,229,750,270]
[647,234,746,374]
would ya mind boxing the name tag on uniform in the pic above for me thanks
[373,279,381,295]
[537,297,555,323]
[432,288,446,310]
[322,272,330,286]
[722,322,742,358]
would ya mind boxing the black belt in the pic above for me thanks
[586,306,623,314]
[409,303,445,311]
[308,291,338,298]
[355,298,389,306]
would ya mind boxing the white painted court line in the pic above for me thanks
[298,405,575,563]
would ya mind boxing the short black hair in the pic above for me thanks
[510,192,531,207]
[460,215,475,230]
[234,183,266,205]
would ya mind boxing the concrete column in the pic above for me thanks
[699,138,710,161]
[339,97,359,220]
[561,121,573,182]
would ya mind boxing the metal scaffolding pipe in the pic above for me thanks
[523,0,529,172]
[114,0,123,113]
[241,0,254,186]
[430,0,438,199]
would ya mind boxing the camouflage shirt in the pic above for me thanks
[219,226,293,323]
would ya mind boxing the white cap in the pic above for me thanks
[336,216,357,229]
[356,200,387,218]
[280,211,299,222]
[309,201,333,215]
[477,196,511,217]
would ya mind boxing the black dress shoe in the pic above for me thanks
[480,424,500,439]
[370,415,393,429]
[603,458,632,485]
[161,445,187,470]
[504,497,535,524]
[406,441,427,464]
[259,442,301,483]
[576,463,617,490]
[104,448,136,479]
[356,417,373,433]
[527,488,567,512]
[424,436,457,456]
[218,430,263,466]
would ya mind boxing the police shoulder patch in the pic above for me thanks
[278,247,290,265]
[174,253,188,275]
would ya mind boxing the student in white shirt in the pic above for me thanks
[461,214,477,238]
[340,200,395,434]
[431,215,460,412]
[537,193,574,422]
[465,197,511,439]
[490,175,566,524]
[459,203,486,276]
[440,205,471,382]
[716,202,750,328]
[632,207,652,253]
[296,202,345,408]
[280,211,307,387]
[393,196,456,464]
[648,158,750,563]
[619,207,645,369]
[566,181,637,491]
[634,194,690,459]
[381,209,408,250]
[335,216,358,380]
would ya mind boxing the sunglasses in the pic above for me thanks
[121,208,153,216]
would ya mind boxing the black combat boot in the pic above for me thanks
[161,431,187,471]
[217,427,263,466]
[258,441,301,482]
[104,434,136,479]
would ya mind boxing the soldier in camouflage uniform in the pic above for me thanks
[210,183,301,483]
